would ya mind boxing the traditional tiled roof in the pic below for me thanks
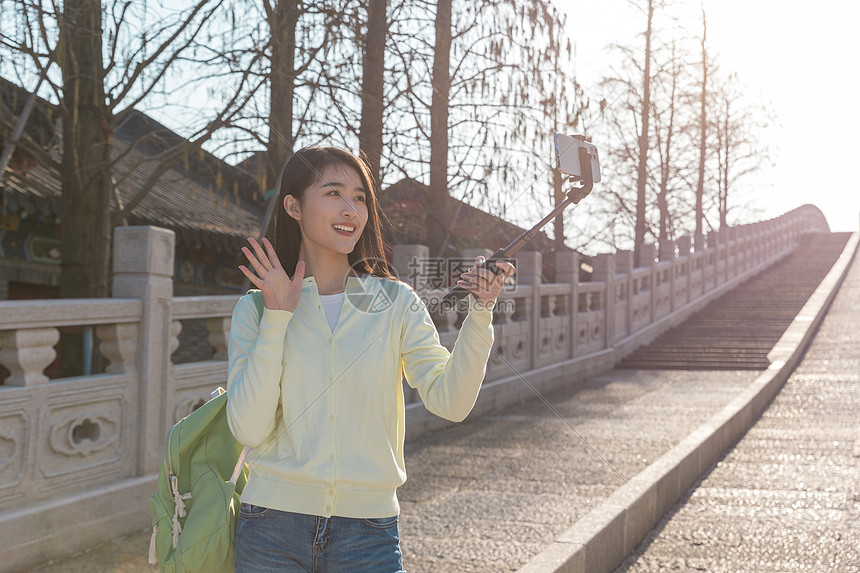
[1,79,265,251]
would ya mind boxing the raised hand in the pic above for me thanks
[457,255,516,307]
[239,238,305,312]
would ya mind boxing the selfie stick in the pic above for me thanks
[439,146,596,310]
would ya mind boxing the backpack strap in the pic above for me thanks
[249,289,265,320]
[228,289,265,484]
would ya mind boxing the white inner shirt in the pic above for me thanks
[318,292,345,331]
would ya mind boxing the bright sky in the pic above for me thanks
[557,0,860,232]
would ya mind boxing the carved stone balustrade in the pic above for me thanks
[0,327,60,386]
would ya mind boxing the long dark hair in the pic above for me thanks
[272,147,394,279]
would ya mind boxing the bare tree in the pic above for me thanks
[358,0,388,183]
[427,0,452,257]
[694,4,708,244]
[711,72,769,229]
[633,0,655,266]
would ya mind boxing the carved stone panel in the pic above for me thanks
[173,391,210,423]
[40,399,123,479]
[0,411,27,490]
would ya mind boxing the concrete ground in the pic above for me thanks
[614,248,860,572]
[32,368,759,572]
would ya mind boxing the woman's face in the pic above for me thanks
[285,163,369,258]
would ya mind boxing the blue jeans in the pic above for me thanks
[235,504,406,573]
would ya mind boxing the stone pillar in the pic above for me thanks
[463,247,494,263]
[707,231,719,249]
[616,250,633,339]
[516,251,541,370]
[657,240,676,311]
[677,237,692,303]
[592,253,615,348]
[640,244,657,325]
[463,247,495,288]
[639,243,657,268]
[111,226,175,476]
[658,239,675,262]
[392,244,429,289]
[556,251,579,358]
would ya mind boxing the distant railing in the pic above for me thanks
[0,204,830,572]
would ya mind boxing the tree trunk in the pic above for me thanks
[359,0,387,185]
[267,0,299,196]
[695,7,708,242]
[59,0,112,299]
[428,0,452,258]
[633,0,653,267]
[720,104,730,230]
[59,0,112,376]
[658,44,678,251]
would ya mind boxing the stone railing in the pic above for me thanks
[0,204,829,572]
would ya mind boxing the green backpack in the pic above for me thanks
[148,291,264,572]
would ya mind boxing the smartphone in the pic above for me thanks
[555,133,601,182]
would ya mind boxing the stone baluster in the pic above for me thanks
[677,237,692,304]
[515,251,541,369]
[640,244,656,325]
[658,240,676,311]
[555,251,579,359]
[169,320,182,360]
[0,327,60,386]
[96,323,138,374]
[616,250,633,339]
[592,253,615,348]
[206,317,230,360]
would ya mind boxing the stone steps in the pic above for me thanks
[617,232,852,370]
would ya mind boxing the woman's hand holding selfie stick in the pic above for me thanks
[441,143,596,311]
[240,237,305,312]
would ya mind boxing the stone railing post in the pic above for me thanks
[392,244,430,289]
[659,240,676,311]
[556,251,579,359]
[678,236,692,303]
[593,253,615,348]
[707,232,719,287]
[616,250,633,340]
[515,251,541,370]
[111,226,175,476]
[640,243,657,325]
[463,248,494,269]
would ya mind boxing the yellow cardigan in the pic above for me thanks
[226,275,495,519]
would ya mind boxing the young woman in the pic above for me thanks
[227,146,515,572]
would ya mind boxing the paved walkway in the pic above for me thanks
[614,251,860,572]
[35,368,759,572]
